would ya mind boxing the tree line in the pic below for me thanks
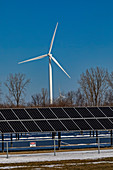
[0,67,113,107]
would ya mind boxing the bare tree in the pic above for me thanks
[104,89,113,106]
[41,88,48,106]
[75,88,85,106]
[5,73,30,107]
[31,88,48,107]
[78,67,108,106]
[0,82,2,102]
[65,91,75,106]
[107,71,113,89]
[31,93,42,106]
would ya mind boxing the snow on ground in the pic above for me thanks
[0,149,113,164]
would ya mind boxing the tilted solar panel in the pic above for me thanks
[0,109,18,120]
[25,108,44,119]
[86,119,105,130]
[87,107,106,117]
[35,120,54,131]
[63,108,81,118]
[8,121,28,132]
[48,120,67,131]
[51,108,69,118]
[0,112,5,120]
[13,109,31,120]
[73,119,92,130]
[99,107,113,117]
[75,108,93,118]
[38,108,57,119]
[0,107,113,133]
[0,121,14,133]
[22,121,41,132]
[97,119,113,129]
[60,120,80,131]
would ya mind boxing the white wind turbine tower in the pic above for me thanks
[18,22,71,105]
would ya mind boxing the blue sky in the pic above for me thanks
[0,0,113,103]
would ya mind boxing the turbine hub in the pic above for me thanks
[48,54,52,58]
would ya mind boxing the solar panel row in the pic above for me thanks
[0,107,113,133]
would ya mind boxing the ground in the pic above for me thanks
[1,148,113,169]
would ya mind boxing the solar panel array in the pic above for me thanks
[0,107,113,133]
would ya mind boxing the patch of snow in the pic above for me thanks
[0,149,113,164]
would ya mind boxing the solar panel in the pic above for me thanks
[22,121,41,132]
[60,120,80,131]
[86,119,104,130]
[63,108,82,118]
[97,119,113,129]
[51,108,69,118]
[13,109,31,120]
[73,119,92,130]
[48,120,67,131]
[0,112,5,120]
[25,108,44,119]
[75,108,93,118]
[99,107,113,117]
[0,107,113,133]
[35,120,54,131]
[0,109,18,120]
[8,121,28,132]
[38,108,57,119]
[110,107,113,113]
[0,121,14,133]
[87,107,106,117]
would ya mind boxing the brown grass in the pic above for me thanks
[1,157,113,169]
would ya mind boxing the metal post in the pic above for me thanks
[18,133,19,140]
[111,130,113,146]
[98,137,100,154]
[11,133,13,147]
[2,133,4,152]
[58,132,61,150]
[90,131,91,137]
[6,142,8,159]
[96,130,98,143]
[93,131,94,137]
[54,137,56,156]
[16,133,18,140]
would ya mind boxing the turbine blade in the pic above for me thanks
[51,56,71,78]
[18,54,48,64]
[49,22,58,54]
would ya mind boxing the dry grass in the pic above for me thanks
[1,157,113,169]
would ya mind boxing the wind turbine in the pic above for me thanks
[18,22,71,105]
